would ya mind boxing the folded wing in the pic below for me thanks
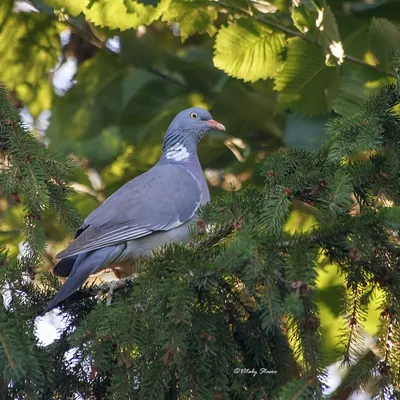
[56,164,202,259]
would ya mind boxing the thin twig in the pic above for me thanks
[70,182,105,203]
[344,54,396,78]
[0,331,14,369]
[0,230,21,236]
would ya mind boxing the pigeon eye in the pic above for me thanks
[190,112,198,120]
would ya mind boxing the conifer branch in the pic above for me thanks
[341,283,367,367]
[0,331,14,370]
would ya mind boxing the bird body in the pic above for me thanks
[44,107,225,312]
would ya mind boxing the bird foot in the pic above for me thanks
[95,275,139,306]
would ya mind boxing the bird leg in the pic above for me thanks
[95,275,139,306]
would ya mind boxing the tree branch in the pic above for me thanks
[0,331,14,370]
[215,0,397,79]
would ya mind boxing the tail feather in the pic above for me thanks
[44,245,125,313]
[53,256,77,277]
[52,226,88,277]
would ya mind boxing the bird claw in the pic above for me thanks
[105,281,117,306]
[95,275,139,306]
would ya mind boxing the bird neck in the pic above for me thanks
[161,130,197,163]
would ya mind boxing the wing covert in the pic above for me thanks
[56,165,201,259]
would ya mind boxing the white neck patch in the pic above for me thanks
[164,142,190,161]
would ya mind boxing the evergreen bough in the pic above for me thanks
[2,56,400,397]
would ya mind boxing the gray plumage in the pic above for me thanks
[44,107,225,313]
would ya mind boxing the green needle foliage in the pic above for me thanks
[0,85,81,397]
[3,54,400,398]
[2,0,400,398]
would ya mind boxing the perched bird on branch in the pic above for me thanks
[44,107,225,313]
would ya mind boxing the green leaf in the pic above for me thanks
[42,0,88,16]
[319,6,343,66]
[291,1,318,35]
[274,38,340,115]
[368,18,400,69]
[47,51,187,166]
[42,0,168,25]
[119,30,220,92]
[77,125,123,165]
[0,0,13,27]
[250,0,277,14]
[83,0,169,30]
[320,6,340,42]
[0,11,62,116]
[333,72,369,117]
[162,0,218,42]
[293,3,343,66]
[47,53,130,153]
[213,19,286,83]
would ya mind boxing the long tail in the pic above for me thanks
[52,224,89,277]
[53,256,77,277]
[44,244,125,313]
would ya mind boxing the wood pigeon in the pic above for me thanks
[44,107,225,312]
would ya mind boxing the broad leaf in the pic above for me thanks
[119,30,221,92]
[333,71,370,117]
[319,6,340,42]
[274,38,340,115]
[42,0,88,16]
[162,0,218,42]
[47,51,184,166]
[0,11,61,116]
[291,1,318,35]
[319,6,343,66]
[83,0,169,31]
[293,3,343,66]
[47,53,129,152]
[0,0,13,26]
[213,19,286,83]
[369,18,400,70]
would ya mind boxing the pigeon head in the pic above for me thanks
[161,107,225,162]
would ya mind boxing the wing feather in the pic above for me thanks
[56,164,202,259]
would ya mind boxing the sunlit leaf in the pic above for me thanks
[319,6,344,66]
[47,53,129,153]
[83,0,169,31]
[213,18,286,83]
[162,0,218,42]
[0,0,13,25]
[251,0,277,14]
[291,1,318,35]
[0,11,61,116]
[293,3,343,65]
[42,0,88,16]
[368,17,400,70]
[274,38,340,115]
